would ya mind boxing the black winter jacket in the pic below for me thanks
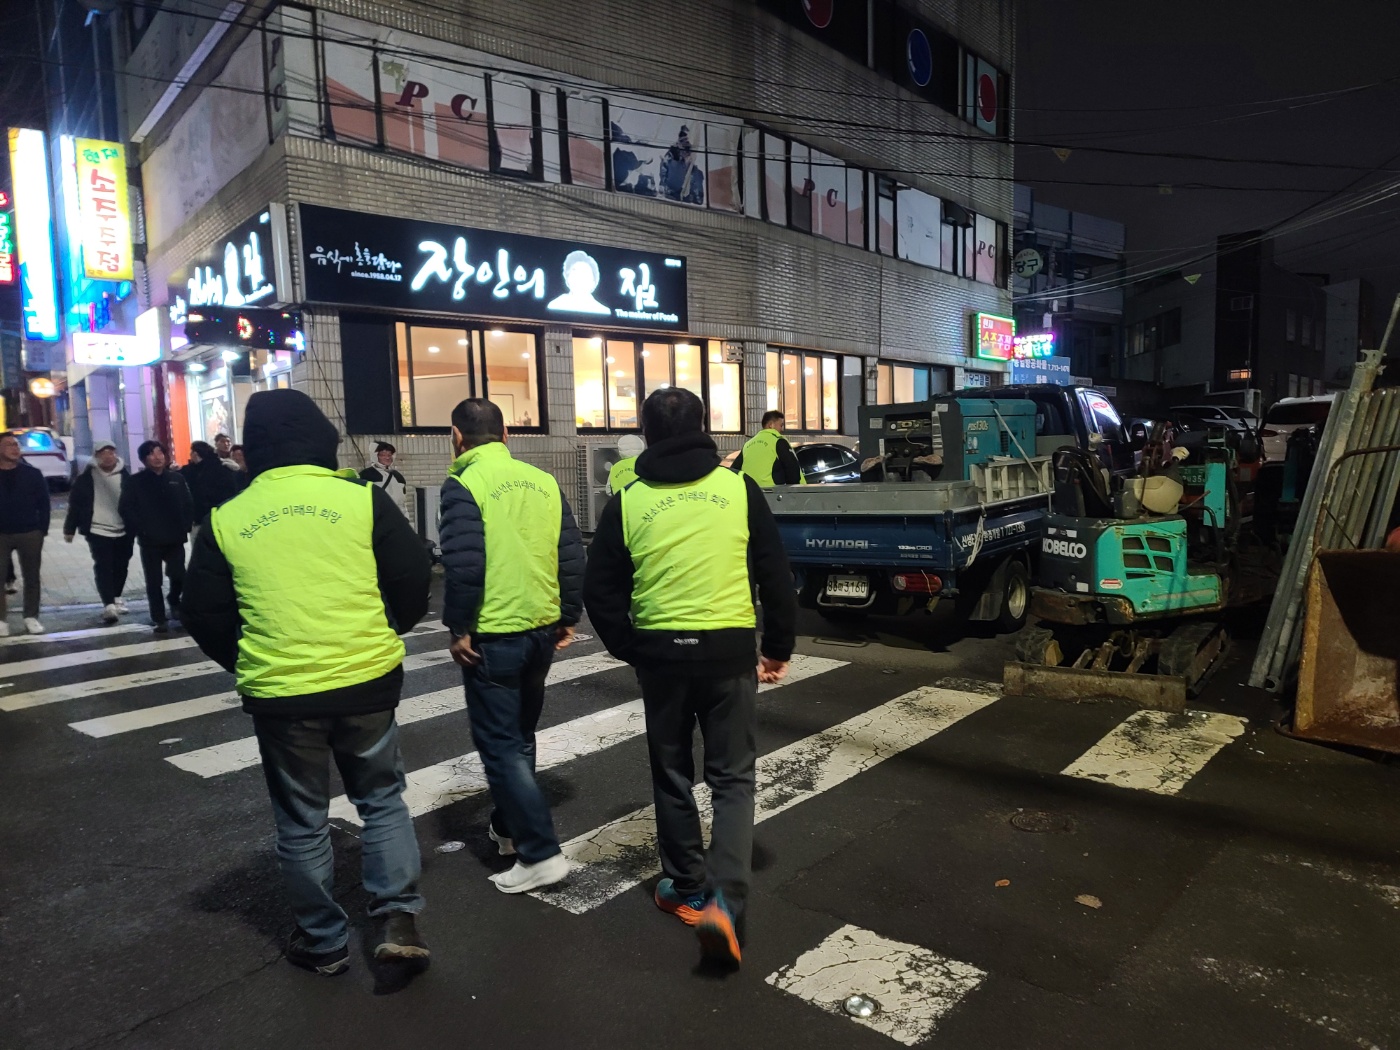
[584,432,796,678]
[181,389,432,718]
[0,461,52,535]
[119,468,193,546]
[438,449,585,638]
[184,457,242,522]
[64,462,130,537]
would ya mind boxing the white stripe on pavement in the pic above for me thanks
[766,925,987,1046]
[0,624,450,712]
[166,651,628,779]
[331,655,848,827]
[534,685,998,914]
[1,636,201,679]
[0,622,149,648]
[1061,709,1247,795]
[68,649,461,738]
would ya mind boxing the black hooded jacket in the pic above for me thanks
[184,442,241,522]
[583,432,796,678]
[181,389,433,717]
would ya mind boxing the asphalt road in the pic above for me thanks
[2,594,1398,1050]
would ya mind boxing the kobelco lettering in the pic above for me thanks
[1042,537,1088,559]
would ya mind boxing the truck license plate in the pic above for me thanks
[826,575,868,599]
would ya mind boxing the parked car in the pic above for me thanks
[720,440,861,484]
[11,427,73,490]
[1261,395,1334,463]
[1167,404,1255,432]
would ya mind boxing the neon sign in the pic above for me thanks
[8,128,61,341]
[1013,333,1055,359]
[971,312,1015,361]
[74,139,133,281]
[72,332,162,367]
[0,208,15,285]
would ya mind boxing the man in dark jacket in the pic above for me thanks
[0,431,52,635]
[63,441,133,624]
[184,441,241,528]
[439,398,585,894]
[182,389,433,977]
[584,388,795,969]
[119,440,193,633]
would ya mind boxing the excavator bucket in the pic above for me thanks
[1003,662,1187,712]
[1295,551,1400,753]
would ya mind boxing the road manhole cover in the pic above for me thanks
[1009,810,1071,833]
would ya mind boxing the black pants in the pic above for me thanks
[88,533,134,607]
[139,542,185,623]
[637,668,757,915]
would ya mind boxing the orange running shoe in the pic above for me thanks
[696,892,742,967]
[654,878,706,925]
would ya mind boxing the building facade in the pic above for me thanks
[121,0,1016,529]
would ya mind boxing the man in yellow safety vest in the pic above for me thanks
[733,410,804,486]
[584,387,796,969]
[182,389,433,977]
[439,398,586,895]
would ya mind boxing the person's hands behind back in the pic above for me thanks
[758,656,788,684]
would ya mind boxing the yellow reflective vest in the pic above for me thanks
[209,465,405,698]
[620,466,755,631]
[607,456,638,495]
[448,442,563,634]
[739,428,805,487]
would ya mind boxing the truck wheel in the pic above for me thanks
[994,560,1030,634]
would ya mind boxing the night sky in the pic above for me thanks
[1015,0,1400,329]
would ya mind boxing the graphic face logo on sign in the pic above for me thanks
[298,205,688,331]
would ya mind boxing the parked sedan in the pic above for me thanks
[12,427,73,490]
[720,440,861,483]
[1167,404,1255,432]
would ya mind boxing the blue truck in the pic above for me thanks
[764,386,1132,632]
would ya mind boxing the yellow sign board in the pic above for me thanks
[74,138,133,281]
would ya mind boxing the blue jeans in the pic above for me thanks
[253,710,424,953]
[462,627,561,864]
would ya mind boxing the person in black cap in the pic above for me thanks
[359,441,407,513]
[119,440,193,633]
[182,389,433,978]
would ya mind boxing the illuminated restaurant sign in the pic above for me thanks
[74,139,134,281]
[971,312,1014,361]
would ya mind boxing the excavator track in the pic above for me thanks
[1157,621,1230,697]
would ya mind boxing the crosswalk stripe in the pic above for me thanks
[1,636,202,678]
[533,684,999,914]
[67,650,460,738]
[330,655,849,827]
[0,622,149,648]
[1061,709,1247,795]
[766,924,987,1046]
[165,651,628,779]
[0,624,449,712]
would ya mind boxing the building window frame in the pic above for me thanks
[765,347,844,434]
[572,334,742,434]
[395,319,548,434]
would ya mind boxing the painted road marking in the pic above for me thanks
[331,655,848,827]
[0,622,149,648]
[533,685,998,914]
[1,625,450,712]
[68,650,460,738]
[1061,709,1248,795]
[1,636,202,679]
[166,651,628,779]
[766,925,987,1046]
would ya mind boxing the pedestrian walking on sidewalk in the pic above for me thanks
[181,389,434,977]
[184,441,241,534]
[63,441,134,624]
[119,440,193,634]
[583,387,796,969]
[214,432,241,473]
[0,431,50,635]
[439,398,585,894]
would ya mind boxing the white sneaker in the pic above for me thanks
[114,598,129,613]
[488,826,516,857]
[101,604,119,624]
[0,621,9,637]
[490,854,568,894]
[24,617,45,635]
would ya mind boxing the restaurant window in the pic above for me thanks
[766,348,843,433]
[573,336,742,432]
[395,322,544,430]
[876,362,935,404]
